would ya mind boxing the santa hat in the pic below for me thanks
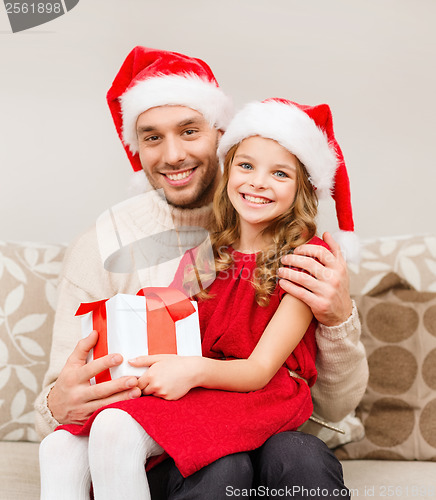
[217,98,360,263]
[107,46,233,184]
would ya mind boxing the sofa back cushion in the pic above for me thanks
[349,235,436,297]
[0,241,66,442]
[336,273,436,460]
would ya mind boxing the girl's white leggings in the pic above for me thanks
[39,408,164,500]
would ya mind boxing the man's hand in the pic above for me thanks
[47,330,141,425]
[278,232,353,327]
[130,354,200,400]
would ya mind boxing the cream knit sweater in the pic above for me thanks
[34,191,368,439]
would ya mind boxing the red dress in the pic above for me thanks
[58,238,326,477]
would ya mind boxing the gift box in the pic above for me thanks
[75,287,202,384]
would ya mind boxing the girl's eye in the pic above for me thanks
[274,170,288,178]
[239,163,253,170]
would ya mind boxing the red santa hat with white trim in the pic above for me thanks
[217,98,360,263]
[107,46,233,192]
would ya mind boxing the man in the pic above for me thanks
[35,47,367,499]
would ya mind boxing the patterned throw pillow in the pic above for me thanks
[0,241,66,442]
[335,273,436,461]
[349,234,436,297]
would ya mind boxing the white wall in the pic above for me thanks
[1,0,435,244]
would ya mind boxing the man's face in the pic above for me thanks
[136,106,222,208]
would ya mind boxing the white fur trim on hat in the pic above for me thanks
[217,101,337,199]
[120,74,233,155]
[333,230,361,264]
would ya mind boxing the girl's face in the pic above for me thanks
[227,136,299,233]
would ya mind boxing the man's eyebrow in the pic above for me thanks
[137,125,157,134]
[177,117,204,127]
[136,116,204,134]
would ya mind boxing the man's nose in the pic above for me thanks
[163,136,187,166]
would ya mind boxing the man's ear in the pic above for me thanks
[216,129,224,139]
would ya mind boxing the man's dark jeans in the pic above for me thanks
[148,431,350,500]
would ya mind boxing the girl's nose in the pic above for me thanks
[249,171,268,189]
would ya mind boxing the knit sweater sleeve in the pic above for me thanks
[310,301,368,422]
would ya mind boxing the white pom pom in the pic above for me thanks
[332,230,361,264]
[127,170,152,197]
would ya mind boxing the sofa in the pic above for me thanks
[1,234,435,499]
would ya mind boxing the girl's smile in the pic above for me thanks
[241,193,273,205]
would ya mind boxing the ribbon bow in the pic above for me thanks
[75,287,195,384]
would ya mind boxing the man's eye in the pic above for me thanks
[274,170,288,178]
[144,135,160,142]
[183,129,196,136]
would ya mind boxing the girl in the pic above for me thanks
[40,98,347,499]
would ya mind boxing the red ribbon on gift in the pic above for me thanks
[76,299,111,384]
[136,287,195,355]
[75,288,195,384]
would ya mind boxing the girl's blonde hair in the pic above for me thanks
[184,139,319,306]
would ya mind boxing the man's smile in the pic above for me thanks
[162,167,197,185]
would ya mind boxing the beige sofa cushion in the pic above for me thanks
[336,273,436,461]
[342,460,436,498]
[0,241,66,442]
[0,441,40,499]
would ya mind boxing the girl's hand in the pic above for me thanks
[129,355,201,400]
